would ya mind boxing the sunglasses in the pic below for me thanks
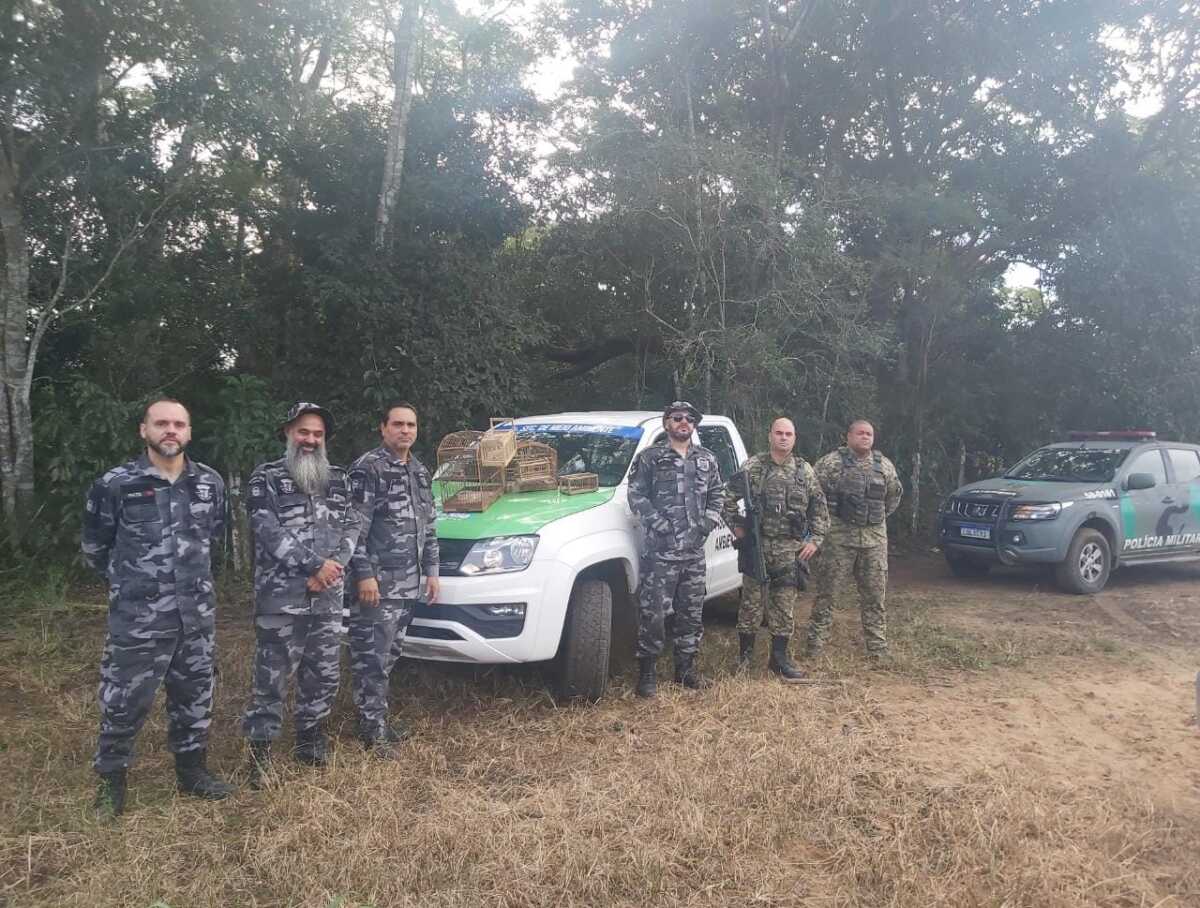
[668,413,697,424]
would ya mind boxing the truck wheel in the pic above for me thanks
[1055,529,1111,594]
[556,578,612,701]
[945,551,991,578]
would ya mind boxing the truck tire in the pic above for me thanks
[556,578,612,701]
[944,550,991,578]
[1055,528,1111,594]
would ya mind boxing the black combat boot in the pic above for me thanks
[736,633,756,672]
[673,653,713,690]
[867,648,895,670]
[768,636,808,683]
[381,719,412,743]
[294,724,330,767]
[358,720,403,761]
[94,768,128,818]
[175,749,235,800]
[635,656,658,698]
[246,740,272,790]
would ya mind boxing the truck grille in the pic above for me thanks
[947,498,1003,521]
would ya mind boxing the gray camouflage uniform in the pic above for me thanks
[82,454,225,774]
[346,447,439,739]
[627,442,725,657]
[241,457,362,741]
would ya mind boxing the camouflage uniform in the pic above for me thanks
[82,455,225,774]
[806,447,903,656]
[241,458,362,742]
[627,443,725,657]
[722,453,829,638]
[346,447,438,740]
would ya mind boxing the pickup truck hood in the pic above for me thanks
[434,486,616,540]
[954,478,1113,502]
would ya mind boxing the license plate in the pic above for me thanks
[960,525,991,540]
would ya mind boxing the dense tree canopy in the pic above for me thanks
[1,0,1196,554]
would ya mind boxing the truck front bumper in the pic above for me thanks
[938,517,1064,565]
[400,559,575,664]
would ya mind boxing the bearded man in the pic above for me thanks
[242,403,362,785]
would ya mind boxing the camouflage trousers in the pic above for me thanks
[806,543,889,655]
[636,556,706,658]
[737,537,802,638]
[242,613,341,741]
[93,619,215,773]
[348,599,415,739]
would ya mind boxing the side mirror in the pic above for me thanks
[1125,472,1156,491]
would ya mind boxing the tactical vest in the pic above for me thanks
[752,455,810,539]
[834,448,886,526]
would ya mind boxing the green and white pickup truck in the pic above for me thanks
[401,411,750,699]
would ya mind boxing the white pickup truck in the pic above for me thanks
[401,411,750,699]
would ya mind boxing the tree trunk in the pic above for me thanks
[228,471,247,575]
[909,446,921,538]
[0,153,34,533]
[375,2,422,250]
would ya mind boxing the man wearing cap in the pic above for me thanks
[346,401,440,757]
[242,402,362,783]
[723,417,829,681]
[83,398,235,817]
[626,401,725,697]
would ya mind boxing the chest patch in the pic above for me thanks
[194,483,215,502]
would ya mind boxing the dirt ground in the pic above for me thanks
[1,554,1198,907]
[866,556,1200,815]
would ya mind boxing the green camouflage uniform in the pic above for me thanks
[722,453,829,638]
[806,447,903,656]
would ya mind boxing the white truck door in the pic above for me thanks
[697,421,746,598]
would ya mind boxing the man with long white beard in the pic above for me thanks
[242,402,362,785]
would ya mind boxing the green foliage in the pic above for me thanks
[5,0,1197,557]
[201,375,284,478]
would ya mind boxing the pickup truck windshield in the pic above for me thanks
[516,424,644,487]
[1005,447,1130,483]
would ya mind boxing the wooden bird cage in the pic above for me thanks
[478,417,517,468]
[506,440,558,492]
[437,430,504,512]
[558,472,600,495]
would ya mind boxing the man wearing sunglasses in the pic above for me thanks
[627,401,725,697]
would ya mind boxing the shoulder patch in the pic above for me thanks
[248,476,268,502]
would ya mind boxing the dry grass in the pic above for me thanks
[0,585,1196,907]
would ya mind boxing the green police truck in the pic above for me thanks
[937,431,1200,594]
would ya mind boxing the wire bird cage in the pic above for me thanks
[558,472,600,495]
[437,430,504,512]
[478,418,517,468]
[506,440,558,492]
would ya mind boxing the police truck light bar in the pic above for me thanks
[1066,430,1157,441]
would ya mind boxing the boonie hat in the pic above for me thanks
[663,400,702,424]
[280,401,335,438]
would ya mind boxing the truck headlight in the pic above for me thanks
[459,536,539,575]
[1009,502,1062,521]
